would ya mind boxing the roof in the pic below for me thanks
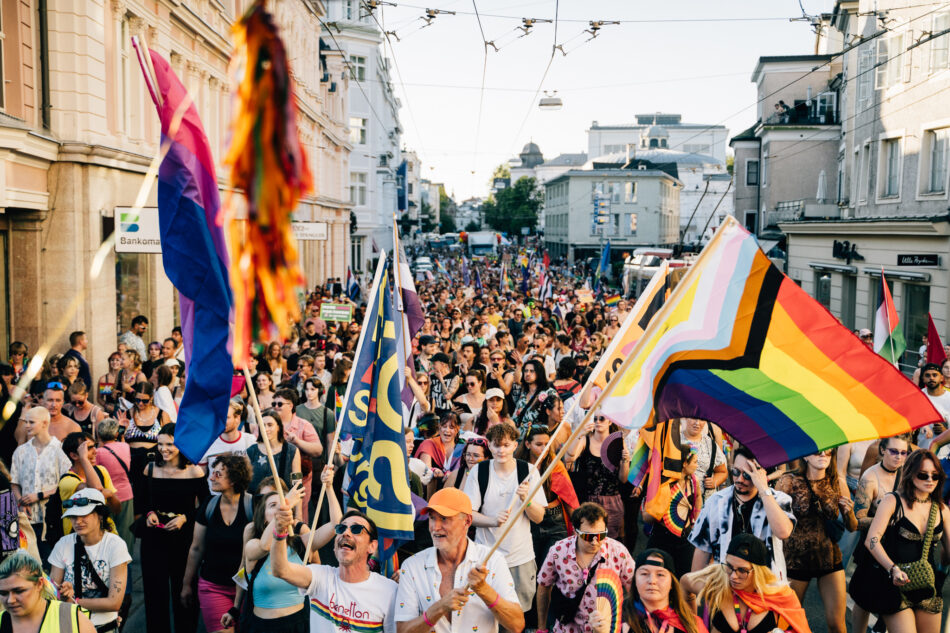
[779,214,950,225]
[543,153,588,167]
[729,123,759,145]
[589,122,727,131]
[544,168,679,187]
[756,54,835,64]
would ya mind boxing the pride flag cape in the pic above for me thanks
[599,217,940,468]
[135,42,233,463]
[874,272,906,365]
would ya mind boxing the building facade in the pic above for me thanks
[0,0,351,381]
[734,0,950,370]
[587,114,729,164]
[325,0,401,273]
[543,168,681,264]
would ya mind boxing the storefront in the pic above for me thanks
[780,216,950,372]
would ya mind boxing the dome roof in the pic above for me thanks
[522,141,542,155]
[645,124,669,138]
[519,142,544,168]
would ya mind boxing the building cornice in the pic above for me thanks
[57,142,154,173]
[779,217,950,237]
[0,127,60,163]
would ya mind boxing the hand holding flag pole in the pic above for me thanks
[303,423,343,563]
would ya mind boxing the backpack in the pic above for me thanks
[474,459,530,512]
[205,492,254,524]
[46,468,108,542]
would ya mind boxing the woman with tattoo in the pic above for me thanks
[852,449,950,633]
[848,434,909,633]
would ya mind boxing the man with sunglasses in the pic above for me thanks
[271,506,398,633]
[395,488,524,633]
[688,445,795,580]
[536,503,634,633]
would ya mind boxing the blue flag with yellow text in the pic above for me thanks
[341,267,414,556]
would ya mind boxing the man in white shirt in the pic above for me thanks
[271,506,397,633]
[200,399,256,471]
[919,363,950,450]
[463,423,546,612]
[396,488,525,633]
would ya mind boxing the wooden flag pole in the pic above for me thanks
[242,366,291,533]
[474,344,642,570]
[303,423,343,563]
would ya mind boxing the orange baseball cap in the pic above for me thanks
[422,487,472,517]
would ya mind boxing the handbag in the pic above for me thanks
[897,499,939,597]
[549,559,602,625]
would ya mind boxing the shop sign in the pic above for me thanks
[832,239,863,264]
[292,222,328,241]
[897,254,939,266]
[319,303,354,322]
[115,206,162,253]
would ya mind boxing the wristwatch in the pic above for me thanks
[38,491,44,500]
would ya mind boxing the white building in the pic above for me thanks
[587,114,729,164]
[325,0,402,273]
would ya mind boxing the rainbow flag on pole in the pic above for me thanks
[873,272,906,366]
[605,294,621,307]
[599,217,940,468]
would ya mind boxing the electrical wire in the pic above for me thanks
[390,4,801,24]
[471,0,490,174]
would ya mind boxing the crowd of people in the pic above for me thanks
[1,247,950,633]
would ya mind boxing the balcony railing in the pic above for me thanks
[764,95,839,126]
[765,199,840,227]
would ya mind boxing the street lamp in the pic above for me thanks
[538,90,562,110]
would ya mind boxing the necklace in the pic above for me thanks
[881,463,898,474]
[732,594,752,633]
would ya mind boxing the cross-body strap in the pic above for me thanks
[73,536,109,598]
[101,445,131,481]
[921,499,940,558]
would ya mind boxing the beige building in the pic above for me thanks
[0,0,351,380]
[732,0,950,371]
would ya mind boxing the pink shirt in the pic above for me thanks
[96,441,134,502]
[537,535,635,633]
[284,415,319,480]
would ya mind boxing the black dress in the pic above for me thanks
[139,467,209,633]
[849,492,945,615]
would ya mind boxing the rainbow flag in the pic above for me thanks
[605,293,621,307]
[598,217,940,467]
[873,272,906,365]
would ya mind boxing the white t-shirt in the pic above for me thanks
[462,460,546,566]
[200,432,257,467]
[49,532,132,627]
[305,564,398,633]
[925,389,950,423]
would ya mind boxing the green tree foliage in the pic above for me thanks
[464,220,481,232]
[483,176,543,235]
[419,200,436,233]
[440,213,457,234]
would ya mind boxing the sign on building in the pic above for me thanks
[319,303,354,322]
[115,206,162,253]
[292,222,329,241]
[897,254,940,266]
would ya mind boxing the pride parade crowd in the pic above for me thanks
[0,248,949,633]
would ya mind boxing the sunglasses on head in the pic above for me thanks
[730,468,753,481]
[577,530,607,543]
[916,472,940,482]
[46,382,65,390]
[63,498,102,509]
[334,523,369,536]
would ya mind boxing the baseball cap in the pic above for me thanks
[485,388,505,400]
[62,488,106,518]
[422,487,472,518]
[726,533,770,567]
[634,548,676,574]
[859,328,872,338]
[419,334,437,346]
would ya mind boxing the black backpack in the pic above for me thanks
[474,459,530,512]
[204,492,254,523]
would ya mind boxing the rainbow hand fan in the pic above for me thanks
[595,568,623,633]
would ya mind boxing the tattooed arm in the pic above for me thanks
[865,494,906,585]
[853,472,877,530]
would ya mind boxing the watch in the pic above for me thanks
[38,491,44,500]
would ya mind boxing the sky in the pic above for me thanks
[369,0,833,199]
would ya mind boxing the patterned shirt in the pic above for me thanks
[10,437,71,524]
[395,540,519,633]
[688,485,796,581]
[537,536,635,633]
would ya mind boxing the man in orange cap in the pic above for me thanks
[395,487,525,633]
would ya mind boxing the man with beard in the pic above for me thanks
[271,506,398,633]
[395,488,525,633]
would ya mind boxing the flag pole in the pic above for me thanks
[479,218,739,565]
[242,366,292,534]
[303,422,343,562]
[882,268,897,366]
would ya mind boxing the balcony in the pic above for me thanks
[763,92,839,126]
[764,198,840,228]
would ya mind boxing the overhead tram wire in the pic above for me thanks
[471,0,490,176]
[390,4,803,23]
[661,1,950,155]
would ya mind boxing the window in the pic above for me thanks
[118,16,130,133]
[349,117,367,145]
[931,12,950,73]
[903,284,930,368]
[344,0,356,20]
[815,273,832,309]
[609,182,622,204]
[350,172,367,206]
[761,143,769,187]
[858,143,870,203]
[880,138,901,198]
[350,55,366,82]
[0,6,5,110]
[875,32,909,89]
[624,182,636,202]
[841,275,856,330]
[745,160,759,186]
[351,236,363,272]
[926,128,949,193]
[858,46,873,108]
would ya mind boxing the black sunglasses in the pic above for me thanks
[916,472,941,482]
[63,498,103,509]
[334,523,369,536]
[730,468,753,481]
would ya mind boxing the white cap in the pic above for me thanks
[62,488,106,518]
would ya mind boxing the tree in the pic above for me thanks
[419,200,436,233]
[464,220,481,232]
[483,176,543,236]
[440,213,457,233]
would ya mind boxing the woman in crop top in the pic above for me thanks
[681,534,810,633]
[118,382,169,514]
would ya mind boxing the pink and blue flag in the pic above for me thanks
[135,42,233,462]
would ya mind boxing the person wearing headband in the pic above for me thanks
[591,549,706,633]
[681,534,810,633]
